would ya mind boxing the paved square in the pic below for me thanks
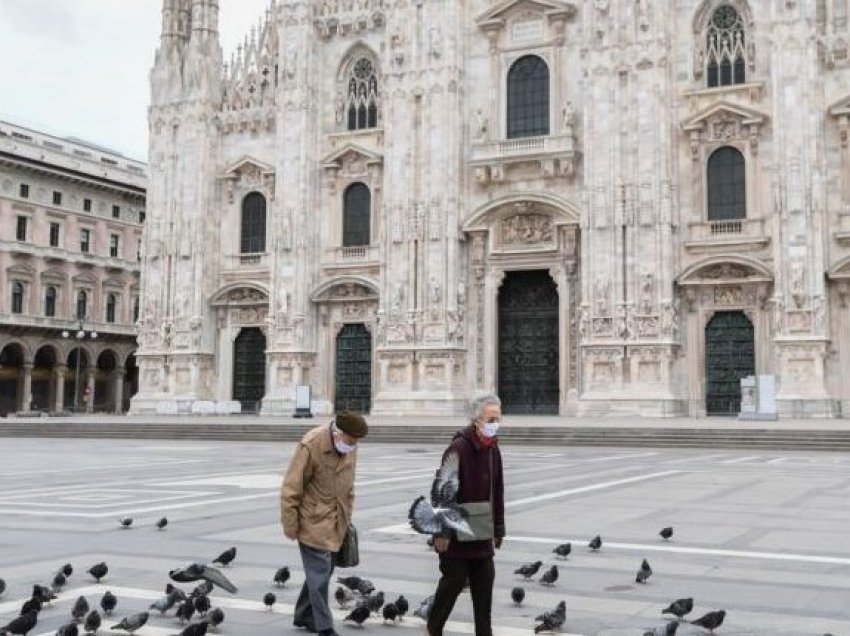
[0,436,847,635]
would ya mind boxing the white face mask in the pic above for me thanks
[334,439,357,454]
[481,421,500,438]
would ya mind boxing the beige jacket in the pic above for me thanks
[280,424,357,552]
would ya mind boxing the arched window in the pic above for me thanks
[45,286,56,317]
[707,146,746,221]
[11,281,24,314]
[342,183,371,247]
[346,58,379,131]
[706,5,746,87]
[240,192,267,254]
[507,55,550,139]
[76,290,88,320]
[106,294,117,323]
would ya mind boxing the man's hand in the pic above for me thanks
[494,537,503,549]
[284,528,299,541]
[433,537,450,553]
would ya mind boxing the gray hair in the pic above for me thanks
[468,392,501,422]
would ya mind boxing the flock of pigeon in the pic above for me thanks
[333,576,411,626]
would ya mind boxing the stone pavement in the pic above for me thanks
[0,437,847,635]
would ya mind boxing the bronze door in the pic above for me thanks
[233,327,266,413]
[498,270,559,415]
[705,311,755,415]
[335,323,372,414]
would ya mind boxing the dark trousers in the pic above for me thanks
[293,542,336,632]
[427,555,495,636]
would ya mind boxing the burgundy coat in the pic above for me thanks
[441,425,505,560]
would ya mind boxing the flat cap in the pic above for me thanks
[335,411,368,438]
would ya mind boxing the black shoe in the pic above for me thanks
[293,620,317,633]
[318,630,339,636]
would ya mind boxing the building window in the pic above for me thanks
[136,238,142,262]
[139,210,146,224]
[45,286,57,317]
[49,222,61,247]
[53,191,62,206]
[346,58,379,131]
[11,281,24,314]
[707,146,746,221]
[106,293,117,323]
[83,198,92,212]
[80,229,91,253]
[76,290,88,320]
[109,234,120,258]
[507,55,550,139]
[19,183,29,198]
[240,192,267,254]
[16,216,27,241]
[342,182,371,247]
[132,297,139,323]
[706,5,746,87]
[112,205,121,219]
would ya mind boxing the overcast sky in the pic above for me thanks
[0,0,270,162]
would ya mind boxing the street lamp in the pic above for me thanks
[62,317,98,413]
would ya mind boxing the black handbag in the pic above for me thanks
[335,524,359,568]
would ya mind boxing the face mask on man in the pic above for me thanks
[332,425,357,454]
[480,420,500,438]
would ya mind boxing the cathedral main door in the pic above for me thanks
[498,270,559,414]
[233,327,266,413]
[334,323,372,414]
[705,311,755,415]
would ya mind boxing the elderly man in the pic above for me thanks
[427,393,505,636]
[281,411,368,636]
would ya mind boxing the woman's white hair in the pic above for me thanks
[468,392,501,421]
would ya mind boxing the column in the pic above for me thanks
[113,369,125,413]
[54,365,66,413]
[21,362,33,412]
[85,368,96,413]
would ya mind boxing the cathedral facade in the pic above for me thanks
[133,0,850,418]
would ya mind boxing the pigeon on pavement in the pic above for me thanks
[394,595,408,619]
[644,622,679,636]
[540,565,559,586]
[83,610,101,634]
[171,622,208,636]
[273,566,290,587]
[20,598,42,616]
[0,577,5,596]
[212,547,236,567]
[413,595,435,621]
[588,535,602,551]
[363,591,384,613]
[62,564,73,577]
[111,611,150,634]
[511,587,525,605]
[32,585,56,604]
[87,563,108,583]
[691,610,726,632]
[636,559,653,584]
[344,606,370,625]
[194,594,211,616]
[382,602,399,623]
[534,601,566,633]
[175,600,195,624]
[52,572,67,592]
[553,543,572,559]
[336,576,374,596]
[71,597,89,623]
[662,598,693,619]
[156,517,168,531]
[119,517,133,529]
[100,591,117,616]
[169,564,238,594]
[150,592,179,615]
[659,527,674,540]
[56,623,79,636]
[191,581,214,598]
[208,607,225,631]
[0,610,38,636]
[263,592,276,610]
[165,584,188,602]
[335,586,354,608]
[514,561,543,580]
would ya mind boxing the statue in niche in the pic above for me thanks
[561,101,576,136]
[457,281,467,307]
[474,108,489,141]
[790,263,806,308]
[594,277,610,315]
[428,26,443,59]
[640,272,654,314]
[391,283,405,314]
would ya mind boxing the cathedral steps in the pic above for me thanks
[1,420,850,451]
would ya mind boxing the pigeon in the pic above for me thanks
[72,596,90,623]
[540,565,559,586]
[362,591,384,613]
[119,517,133,529]
[32,584,56,604]
[191,581,214,598]
[394,595,408,619]
[100,591,117,616]
[212,547,236,567]
[149,592,179,615]
[553,543,572,559]
[111,612,149,633]
[273,566,290,587]
[175,600,195,624]
[156,517,168,530]
[413,595,434,621]
[636,559,653,584]
[165,584,188,602]
[56,623,79,636]
[83,610,101,634]
[408,496,472,538]
[208,607,225,631]
[20,598,42,616]
[691,610,726,632]
[335,586,354,608]
[0,577,5,596]
[344,606,370,625]
[659,527,674,540]
[0,610,38,635]
[171,622,208,636]
[382,602,399,623]
[194,594,211,616]
[52,572,67,591]
[662,598,693,619]
[511,587,525,605]
[62,564,74,577]
[430,450,461,506]
[534,601,566,633]
[169,563,238,594]
[336,576,374,596]
[263,592,276,610]
[514,561,543,580]
[87,563,108,583]
[644,623,679,636]
[588,535,602,551]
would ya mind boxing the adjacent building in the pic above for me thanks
[134,0,850,418]
[0,120,146,414]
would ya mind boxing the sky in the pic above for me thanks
[0,0,270,162]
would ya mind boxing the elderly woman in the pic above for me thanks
[427,393,505,636]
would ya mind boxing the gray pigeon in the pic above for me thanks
[363,591,384,613]
[588,535,602,551]
[71,597,90,623]
[156,517,168,531]
[335,586,354,608]
[52,572,67,592]
[413,595,435,621]
[691,610,726,632]
[394,595,408,619]
[343,606,370,625]
[662,598,693,619]
[0,609,38,635]
[409,451,473,538]
[208,607,225,631]
[644,622,679,636]
[553,543,572,559]
[111,612,149,633]
[149,592,178,615]
[194,594,210,616]
[659,526,673,540]
[0,577,5,596]
[99,591,117,616]
[175,600,195,624]
[212,547,236,567]
[119,517,133,529]
[382,602,399,623]
[273,566,290,587]
[534,601,566,633]
[511,587,525,605]
[171,622,208,636]
[262,593,276,610]
[514,561,543,580]
[169,564,238,594]
[83,610,101,634]
[540,565,558,586]
[87,563,108,583]
[56,623,79,636]
[636,559,653,584]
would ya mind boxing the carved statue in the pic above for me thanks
[391,282,405,314]
[640,272,654,314]
[561,101,576,135]
[429,277,441,305]
[594,277,610,315]
[790,262,806,308]
[474,108,489,141]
